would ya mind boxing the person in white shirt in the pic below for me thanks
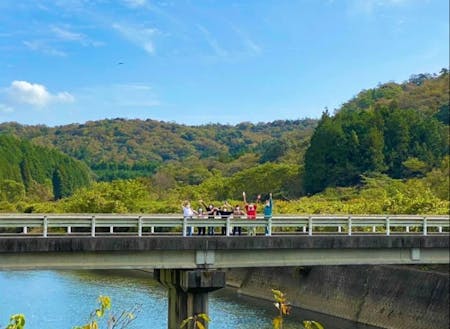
[182,200,197,236]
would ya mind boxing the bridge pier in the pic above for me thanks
[155,269,226,329]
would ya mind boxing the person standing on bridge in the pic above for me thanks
[263,193,273,236]
[182,201,197,236]
[197,207,206,235]
[232,204,245,235]
[218,202,233,235]
[243,192,260,236]
[200,200,218,235]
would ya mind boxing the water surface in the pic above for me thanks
[0,270,379,329]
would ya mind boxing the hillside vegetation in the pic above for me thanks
[0,70,448,214]
[0,119,316,181]
[0,135,92,206]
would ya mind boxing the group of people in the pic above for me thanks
[181,192,273,236]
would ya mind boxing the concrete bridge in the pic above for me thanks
[1,214,449,329]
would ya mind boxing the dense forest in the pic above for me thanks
[0,70,448,214]
[304,72,449,194]
[0,135,92,205]
[0,118,317,181]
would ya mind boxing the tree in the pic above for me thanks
[52,168,64,200]
[0,180,25,203]
[303,111,349,194]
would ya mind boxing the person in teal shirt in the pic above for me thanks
[263,193,273,235]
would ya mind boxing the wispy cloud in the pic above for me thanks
[122,0,147,8]
[51,26,84,41]
[196,24,228,58]
[23,25,103,57]
[23,40,67,57]
[112,23,159,55]
[51,25,104,47]
[112,83,160,107]
[347,0,414,14]
[0,104,14,113]
[7,81,74,107]
[78,83,160,108]
[231,25,262,56]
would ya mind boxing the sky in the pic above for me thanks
[0,0,448,127]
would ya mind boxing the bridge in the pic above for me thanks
[1,214,449,329]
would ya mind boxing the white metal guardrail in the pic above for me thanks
[0,214,448,237]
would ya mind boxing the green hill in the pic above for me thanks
[0,69,447,206]
[0,119,317,181]
[304,70,449,194]
[0,135,92,203]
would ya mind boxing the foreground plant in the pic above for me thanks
[180,313,211,329]
[272,289,291,329]
[4,314,25,329]
[73,295,140,329]
[271,289,324,329]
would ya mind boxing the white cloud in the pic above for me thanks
[51,26,84,41]
[7,81,75,107]
[113,23,158,55]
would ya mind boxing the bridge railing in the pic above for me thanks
[0,214,448,237]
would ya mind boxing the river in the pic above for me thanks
[0,270,379,329]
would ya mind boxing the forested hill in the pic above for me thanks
[303,70,449,194]
[0,135,92,202]
[0,69,448,197]
[0,119,317,181]
[339,70,449,119]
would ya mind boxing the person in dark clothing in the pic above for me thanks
[200,200,218,235]
[263,193,273,236]
[218,204,233,235]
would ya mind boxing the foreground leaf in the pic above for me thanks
[303,320,324,329]
[272,315,282,329]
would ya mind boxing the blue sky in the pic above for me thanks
[0,0,448,126]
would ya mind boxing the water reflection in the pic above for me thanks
[0,270,379,329]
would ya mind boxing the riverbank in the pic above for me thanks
[225,265,449,329]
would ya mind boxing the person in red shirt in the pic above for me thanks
[243,192,260,235]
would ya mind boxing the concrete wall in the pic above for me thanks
[226,265,449,329]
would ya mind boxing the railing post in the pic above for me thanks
[43,216,48,237]
[308,216,313,236]
[138,216,143,237]
[91,216,96,237]
[182,217,187,237]
[348,216,352,236]
[267,217,272,236]
[423,217,427,236]
[386,216,390,236]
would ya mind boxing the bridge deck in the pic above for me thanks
[0,235,448,270]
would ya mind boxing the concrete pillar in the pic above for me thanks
[155,269,226,329]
